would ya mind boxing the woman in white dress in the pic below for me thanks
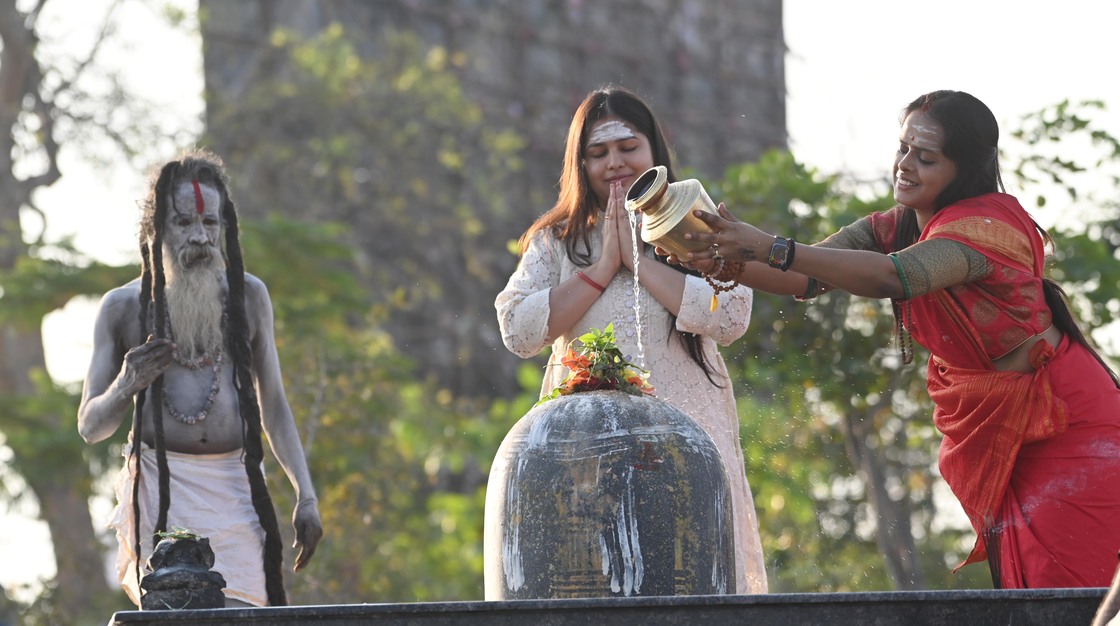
[494,86,768,594]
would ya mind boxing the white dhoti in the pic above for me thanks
[109,443,268,607]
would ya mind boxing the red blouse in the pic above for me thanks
[868,193,1052,368]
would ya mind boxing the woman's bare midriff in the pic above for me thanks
[991,325,1064,373]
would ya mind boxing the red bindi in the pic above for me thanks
[191,180,204,215]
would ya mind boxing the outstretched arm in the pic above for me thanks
[247,276,323,572]
[78,288,173,443]
[682,205,907,300]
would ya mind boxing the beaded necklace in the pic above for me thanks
[162,351,224,425]
[891,299,915,365]
[156,302,228,425]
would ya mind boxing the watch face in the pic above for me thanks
[768,238,789,267]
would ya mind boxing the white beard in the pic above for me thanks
[164,254,226,361]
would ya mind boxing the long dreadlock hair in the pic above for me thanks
[131,149,287,605]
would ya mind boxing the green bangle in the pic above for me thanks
[799,277,819,300]
[888,253,911,300]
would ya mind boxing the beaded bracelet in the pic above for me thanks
[702,258,743,312]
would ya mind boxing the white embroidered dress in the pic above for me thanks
[495,223,769,594]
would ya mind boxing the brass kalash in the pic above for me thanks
[624,165,740,311]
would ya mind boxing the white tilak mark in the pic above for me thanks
[588,120,634,145]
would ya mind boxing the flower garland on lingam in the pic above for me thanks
[537,324,656,406]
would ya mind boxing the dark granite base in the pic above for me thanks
[107,588,1107,625]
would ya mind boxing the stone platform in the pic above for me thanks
[108,588,1106,625]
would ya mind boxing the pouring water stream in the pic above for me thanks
[627,209,645,370]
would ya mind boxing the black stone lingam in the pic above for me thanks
[484,390,735,599]
[139,534,227,610]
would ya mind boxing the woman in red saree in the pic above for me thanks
[671,90,1120,589]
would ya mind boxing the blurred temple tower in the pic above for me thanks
[198,0,785,399]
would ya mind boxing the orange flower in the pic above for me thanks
[561,350,591,371]
[536,324,656,407]
[627,375,655,395]
[566,370,591,389]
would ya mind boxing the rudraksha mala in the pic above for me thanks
[701,257,743,311]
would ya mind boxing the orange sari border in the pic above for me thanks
[923,193,1045,276]
[926,216,1036,273]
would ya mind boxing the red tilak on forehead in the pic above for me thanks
[191,180,204,215]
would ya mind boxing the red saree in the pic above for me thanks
[884,194,1120,587]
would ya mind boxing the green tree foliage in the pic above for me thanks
[236,211,535,602]
[205,24,528,399]
[0,0,194,622]
[1007,100,1120,335]
[193,24,530,602]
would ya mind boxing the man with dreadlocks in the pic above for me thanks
[78,149,322,608]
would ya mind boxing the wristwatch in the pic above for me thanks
[767,236,795,271]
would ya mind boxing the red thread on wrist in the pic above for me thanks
[576,271,606,293]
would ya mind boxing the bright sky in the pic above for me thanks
[786,0,1120,177]
[4,0,1120,603]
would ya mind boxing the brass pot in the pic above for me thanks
[624,165,718,258]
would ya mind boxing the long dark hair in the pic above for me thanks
[892,91,1118,387]
[132,149,289,605]
[519,86,721,384]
